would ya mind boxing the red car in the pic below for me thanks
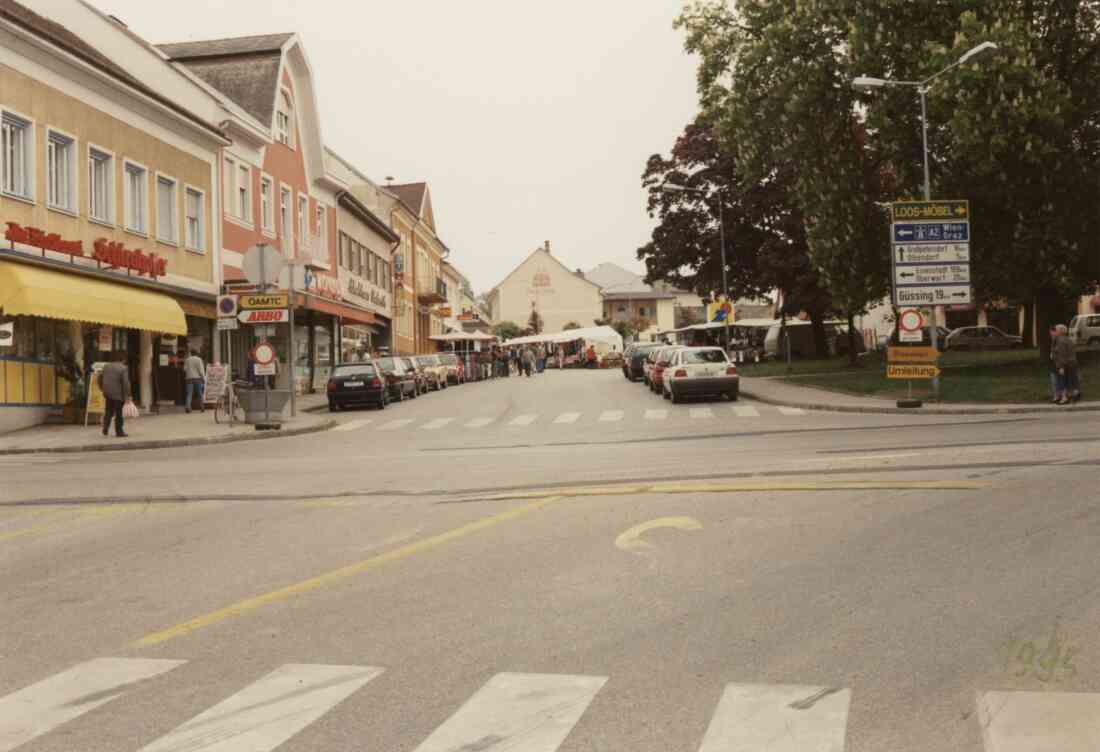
[649,346,682,395]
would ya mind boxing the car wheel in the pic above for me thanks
[670,388,681,404]
[395,386,404,402]
[663,387,671,400]
[727,390,739,402]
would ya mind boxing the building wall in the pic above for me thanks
[492,249,602,334]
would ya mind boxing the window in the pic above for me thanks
[156,175,177,243]
[185,187,204,251]
[298,195,308,247]
[124,162,147,233]
[260,176,273,232]
[639,306,648,317]
[276,90,294,147]
[315,205,326,252]
[2,112,32,199]
[223,156,235,213]
[280,187,291,250]
[46,131,76,211]
[237,164,250,222]
[338,232,347,268]
[88,147,112,223]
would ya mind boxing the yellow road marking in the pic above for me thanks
[462,479,990,503]
[134,495,564,648]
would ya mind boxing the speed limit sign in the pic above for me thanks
[898,308,925,343]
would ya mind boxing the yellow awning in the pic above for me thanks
[0,262,187,335]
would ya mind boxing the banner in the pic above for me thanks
[203,363,227,406]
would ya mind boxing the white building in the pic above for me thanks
[486,242,602,334]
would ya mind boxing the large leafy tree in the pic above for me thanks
[492,321,522,341]
[638,117,834,356]
[677,1,894,362]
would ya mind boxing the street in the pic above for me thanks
[3,370,1099,751]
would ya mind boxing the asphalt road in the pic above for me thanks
[3,369,1099,751]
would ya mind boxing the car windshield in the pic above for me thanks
[332,365,376,377]
[377,357,397,370]
[683,350,727,364]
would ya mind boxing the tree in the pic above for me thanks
[562,321,581,331]
[637,116,834,358]
[493,321,522,341]
[527,309,544,335]
[677,2,895,364]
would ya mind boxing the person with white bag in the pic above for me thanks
[97,351,131,438]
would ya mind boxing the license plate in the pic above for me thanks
[700,368,717,377]
[344,381,364,387]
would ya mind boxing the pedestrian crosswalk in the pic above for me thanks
[2,659,1087,751]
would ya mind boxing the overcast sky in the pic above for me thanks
[90,0,699,293]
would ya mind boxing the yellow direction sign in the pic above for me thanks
[891,200,969,222]
[888,346,940,364]
[239,292,289,310]
[888,364,941,380]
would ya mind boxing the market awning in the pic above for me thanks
[0,261,186,335]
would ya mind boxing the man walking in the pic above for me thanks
[1054,323,1081,404]
[98,351,130,438]
[183,349,206,413]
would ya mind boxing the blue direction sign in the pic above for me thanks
[893,222,969,243]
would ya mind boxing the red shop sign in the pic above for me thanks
[92,239,167,278]
[5,222,84,256]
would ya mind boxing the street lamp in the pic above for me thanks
[854,41,998,395]
[662,182,731,353]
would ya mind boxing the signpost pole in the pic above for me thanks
[918,88,942,398]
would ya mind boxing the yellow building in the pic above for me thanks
[0,2,226,432]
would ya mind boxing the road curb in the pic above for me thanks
[0,418,337,456]
[739,384,1100,416]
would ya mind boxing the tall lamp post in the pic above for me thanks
[854,41,997,396]
[663,183,730,353]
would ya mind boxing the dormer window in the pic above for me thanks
[276,89,294,148]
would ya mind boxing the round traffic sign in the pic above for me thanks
[899,308,925,333]
[251,342,277,366]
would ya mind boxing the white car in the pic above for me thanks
[662,346,739,403]
[1069,313,1100,347]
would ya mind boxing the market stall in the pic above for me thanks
[429,330,498,381]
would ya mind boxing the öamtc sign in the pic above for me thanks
[92,239,167,278]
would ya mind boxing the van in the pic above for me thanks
[1069,313,1100,346]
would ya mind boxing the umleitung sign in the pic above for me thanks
[887,364,941,380]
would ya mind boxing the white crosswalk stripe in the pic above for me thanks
[554,412,581,424]
[697,683,851,752]
[645,409,668,420]
[412,673,607,752]
[378,418,415,431]
[509,414,538,426]
[421,417,455,430]
[599,410,624,422]
[140,663,383,752]
[690,407,714,419]
[778,406,806,416]
[732,405,761,417]
[465,417,494,428]
[0,658,185,752]
[978,690,1100,751]
[333,418,372,432]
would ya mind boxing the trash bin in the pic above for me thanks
[238,388,290,429]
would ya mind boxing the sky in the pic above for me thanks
[89,0,700,294]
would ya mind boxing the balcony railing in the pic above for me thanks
[417,275,447,304]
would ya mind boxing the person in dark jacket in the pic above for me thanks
[1053,324,1080,404]
[97,351,130,437]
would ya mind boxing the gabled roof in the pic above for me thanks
[157,34,292,125]
[584,262,652,294]
[490,247,602,294]
[0,0,225,140]
[386,182,437,230]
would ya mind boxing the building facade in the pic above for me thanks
[487,242,603,334]
[0,1,226,432]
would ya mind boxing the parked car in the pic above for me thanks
[1069,313,1100,347]
[402,357,431,396]
[649,346,682,395]
[326,362,386,411]
[375,356,418,401]
[879,326,951,351]
[643,346,664,386]
[662,347,739,403]
[944,325,1023,351]
[623,343,661,382]
[415,355,448,390]
[438,352,465,384]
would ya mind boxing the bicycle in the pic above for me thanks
[213,379,250,424]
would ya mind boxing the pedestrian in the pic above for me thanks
[536,344,545,373]
[523,347,535,377]
[98,351,130,438]
[183,349,206,413]
[1053,324,1079,404]
[557,345,564,370]
[1047,325,1061,403]
[586,344,597,369]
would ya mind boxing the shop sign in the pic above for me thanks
[97,327,114,351]
[217,318,239,331]
[239,309,289,324]
[85,362,106,420]
[240,292,289,310]
[5,222,84,256]
[308,272,343,301]
[92,239,167,278]
[203,363,227,405]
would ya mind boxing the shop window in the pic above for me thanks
[260,176,274,232]
[124,161,148,234]
[156,175,178,243]
[185,187,205,252]
[46,130,76,212]
[1,112,33,200]
[88,147,113,223]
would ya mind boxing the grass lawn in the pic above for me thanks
[741,349,1100,403]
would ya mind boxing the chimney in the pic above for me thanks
[544,240,551,254]
[575,269,585,279]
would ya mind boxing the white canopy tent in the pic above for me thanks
[503,325,624,352]
[429,330,497,342]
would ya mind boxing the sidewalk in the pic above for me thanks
[0,398,334,455]
[740,377,1100,415]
